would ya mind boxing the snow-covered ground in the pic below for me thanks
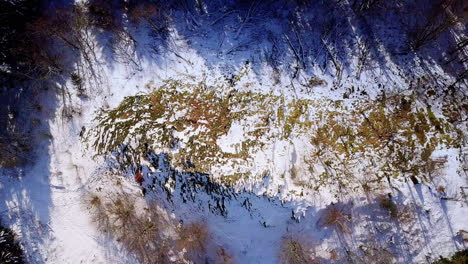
[1,0,467,263]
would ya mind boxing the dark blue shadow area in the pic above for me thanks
[102,149,330,262]
[0,0,78,261]
[132,0,466,89]
[0,78,56,263]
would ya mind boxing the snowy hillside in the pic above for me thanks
[0,0,467,263]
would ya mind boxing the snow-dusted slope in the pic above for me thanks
[0,0,467,263]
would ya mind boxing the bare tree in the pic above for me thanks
[409,0,463,50]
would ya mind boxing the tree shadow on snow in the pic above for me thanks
[147,0,467,93]
[0,0,83,262]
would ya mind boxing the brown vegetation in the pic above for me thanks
[127,1,169,35]
[86,187,226,263]
[437,185,446,194]
[278,236,318,264]
[356,244,395,264]
[215,246,234,264]
[176,222,210,263]
[0,132,31,168]
[378,195,398,219]
[134,170,144,184]
[86,192,174,264]
[0,222,24,263]
[86,0,124,31]
[318,204,352,233]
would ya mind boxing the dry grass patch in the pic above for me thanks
[86,191,175,264]
[86,184,230,263]
[176,222,210,263]
[215,246,234,264]
[357,244,395,264]
[278,236,318,264]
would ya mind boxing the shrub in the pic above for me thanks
[176,221,229,263]
[24,4,103,81]
[215,246,234,264]
[305,77,327,88]
[433,249,468,264]
[126,1,169,36]
[378,195,398,219]
[71,72,86,96]
[352,0,382,12]
[1,5,87,80]
[329,249,339,261]
[86,192,174,264]
[278,236,316,264]
[0,223,24,264]
[437,186,446,194]
[376,195,415,224]
[357,244,395,264]
[318,204,352,233]
[0,132,31,168]
[86,0,124,32]
[396,204,416,225]
[127,1,159,25]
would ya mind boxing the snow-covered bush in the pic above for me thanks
[0,223,24,264]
